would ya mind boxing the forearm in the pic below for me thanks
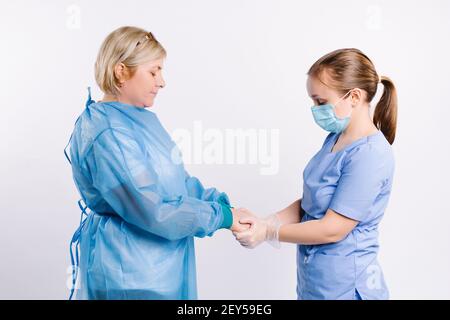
[278,219,339,245]
[276,199,303,225]
[185,175,229,203]
[235,208,357,249]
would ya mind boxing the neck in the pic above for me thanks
[341,104,378,140]
[101,94,136,106]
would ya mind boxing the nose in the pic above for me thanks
[158,75,166,89]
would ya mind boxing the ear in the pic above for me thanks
[114,63,127,85]
[350,88,363,106]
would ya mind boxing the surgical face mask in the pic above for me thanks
[310,90,353,133]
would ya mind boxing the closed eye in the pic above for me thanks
[315,99,327,106]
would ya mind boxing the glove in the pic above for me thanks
[234,212,282,249]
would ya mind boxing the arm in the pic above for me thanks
[236,145,385,248]
[279,209,358,245]
[276,199,304,225]
[235,208,358,248]
[184,172,230,206]
[280,145,386,245]
[282,143,388,244]
[87,128,232,241]
[183,172,250,232]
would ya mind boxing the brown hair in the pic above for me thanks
[307,48,397,144]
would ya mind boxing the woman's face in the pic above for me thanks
[119,58,166,108]
[306,74,353,119]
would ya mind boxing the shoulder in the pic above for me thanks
[343,131,394,173]
[73,103,142,159]
[78,103,139,138]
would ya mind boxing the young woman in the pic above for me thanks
[234,48,397,300]
[65,26,250,300]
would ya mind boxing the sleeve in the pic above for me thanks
[184,172,230,205]
[329,144,386,222]
[86,127,230,240]
[184,172,233,228]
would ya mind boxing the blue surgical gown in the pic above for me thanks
[67,98,231,300]
[298,131,395,300]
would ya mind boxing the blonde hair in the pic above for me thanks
[94,26,166,96]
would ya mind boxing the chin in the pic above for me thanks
[143,100,154,108]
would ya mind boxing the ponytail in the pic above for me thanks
[374,76,398,145]
[307,49,398,144]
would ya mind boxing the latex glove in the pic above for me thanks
[230,207,253,233]
[233,210,281,249]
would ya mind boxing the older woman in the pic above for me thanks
[66,26,248,300]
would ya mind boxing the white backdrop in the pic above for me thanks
[1,0,449,299]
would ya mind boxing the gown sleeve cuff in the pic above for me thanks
[219,203,233,229]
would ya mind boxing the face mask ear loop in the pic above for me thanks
[333,89,354,118]
[335,90,353,107]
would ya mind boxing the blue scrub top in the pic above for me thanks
[68,99,231,299]
[298,131,395,300]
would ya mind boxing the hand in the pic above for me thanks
[230,207,254,233]
[234,215,267,249]
[234,211,282,249]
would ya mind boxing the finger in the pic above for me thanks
[234,228,248,237]
[239,239,250,247]
[241,224,251,231]
[239,235,255,246]
[239,217,255,225]
[240,242,250,248]
[233,230,245,238]
[235,222,257,237]
[235,231,252,241]
[235,226,249,234]
[240,241,254,249]
[235,233,248,241]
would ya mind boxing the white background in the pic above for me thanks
[1,0,449,299]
